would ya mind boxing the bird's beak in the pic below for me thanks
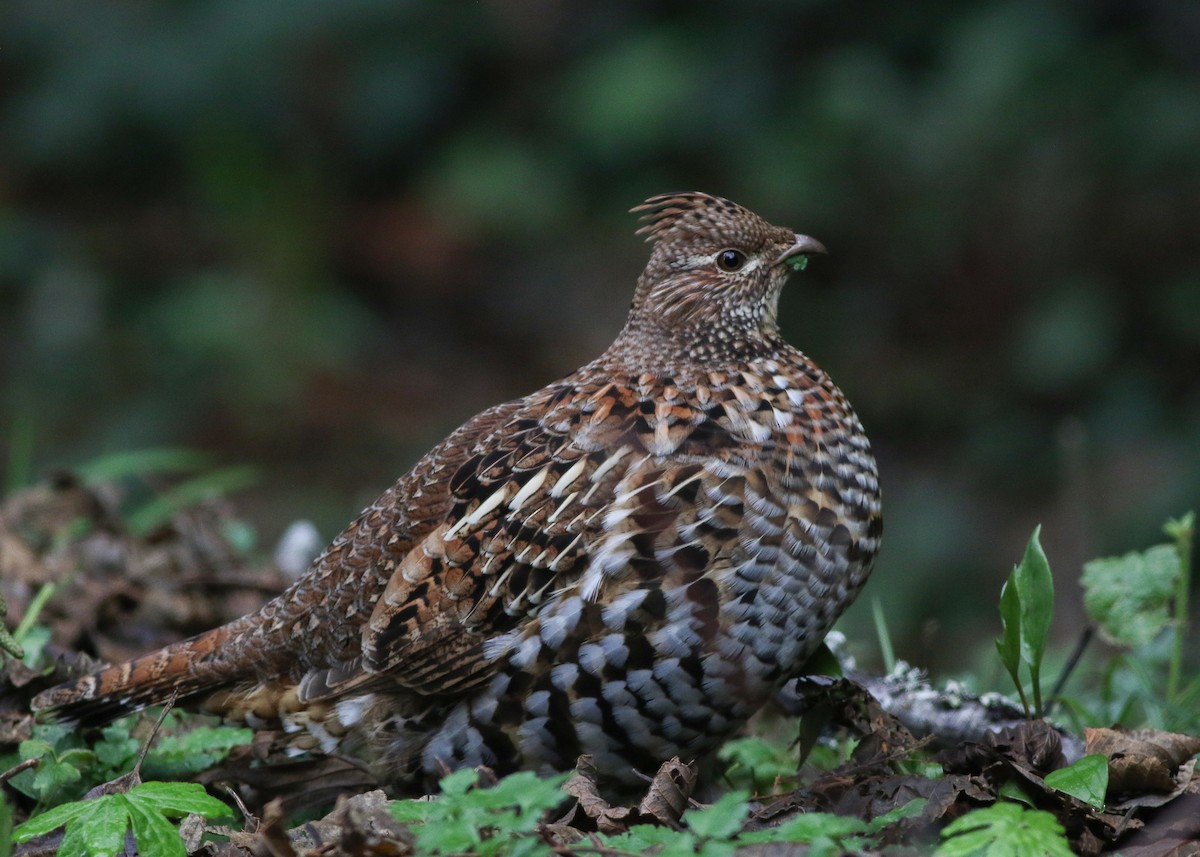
[775,233,828,267]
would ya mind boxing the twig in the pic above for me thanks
[1045,626,1093,714]
[0,757,38,786]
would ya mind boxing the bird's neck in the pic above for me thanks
[602,310,791,376]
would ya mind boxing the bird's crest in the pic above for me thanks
[631,192,750,243]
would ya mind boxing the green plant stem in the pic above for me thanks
[1165,512,1194,703]
[13,582,57,644]
[0,594,23,659]
[872,597,896,674]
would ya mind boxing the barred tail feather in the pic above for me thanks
[31,614,264,726]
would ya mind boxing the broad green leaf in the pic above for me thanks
[936,802,1073,857]
[12,796,93,841]
[78,795,132,857]
[683,791,750,840]
[143,725,253,779]
[128,781,231,819]
[31,757,82,800]
[126,796,187,857]
[606,824,684,851]
[389,798,434,823]
[1082,544,1179,647]
[57,815,92,857]
[1044,754,1109,809]
[437,767,480,797]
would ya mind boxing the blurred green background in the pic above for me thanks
[2,0,1197,674]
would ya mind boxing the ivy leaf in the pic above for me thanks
[1044,754,1109,810]
[1082,544,1180,648]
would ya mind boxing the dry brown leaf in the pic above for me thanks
[1086,727,1200,799]
[636,757,696,826]
[1112,784,1200,857]
[562,756,632,834]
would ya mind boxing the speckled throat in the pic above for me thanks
[34,192,881,795]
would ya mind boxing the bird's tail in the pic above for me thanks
[31,611,273,726]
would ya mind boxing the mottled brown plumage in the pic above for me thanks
[34,192,882,793]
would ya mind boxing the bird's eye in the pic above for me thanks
[716,249,747,272]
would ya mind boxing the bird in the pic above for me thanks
[33,192,882,795]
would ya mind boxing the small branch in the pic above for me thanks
[1046,626,1093,713]
[0,757,39,786]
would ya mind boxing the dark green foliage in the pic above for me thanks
[1,720,250,809]
[390,769,569,856]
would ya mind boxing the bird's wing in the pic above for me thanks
[359,373,746,696]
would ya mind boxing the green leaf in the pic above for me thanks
[737,812,869,844]
[78,795,132,857]
[142,725,253,779]
[437,767,480,798]
[76,448,215,482]
[13,797,93,841]
[126,466,259,535]
[786,255,809,272]
[1082,544,1180,647]
[718,736,797,792]
[1044,754,1108,809]
[608,826,701,857]
[1014,526,1054,714]
[684,791,750,840]
[936,802,1074,857]
[126,795,187,857]
[996,574,1024,706]
[865,797,928,831]
[94,726,140,771]
[0,793,11,857]
[31,757,83,801]
[389,798,434,823]
[128,781,231,820]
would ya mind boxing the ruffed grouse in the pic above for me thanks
[34,192,882,793]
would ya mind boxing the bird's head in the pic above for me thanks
[626,192,825,349]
